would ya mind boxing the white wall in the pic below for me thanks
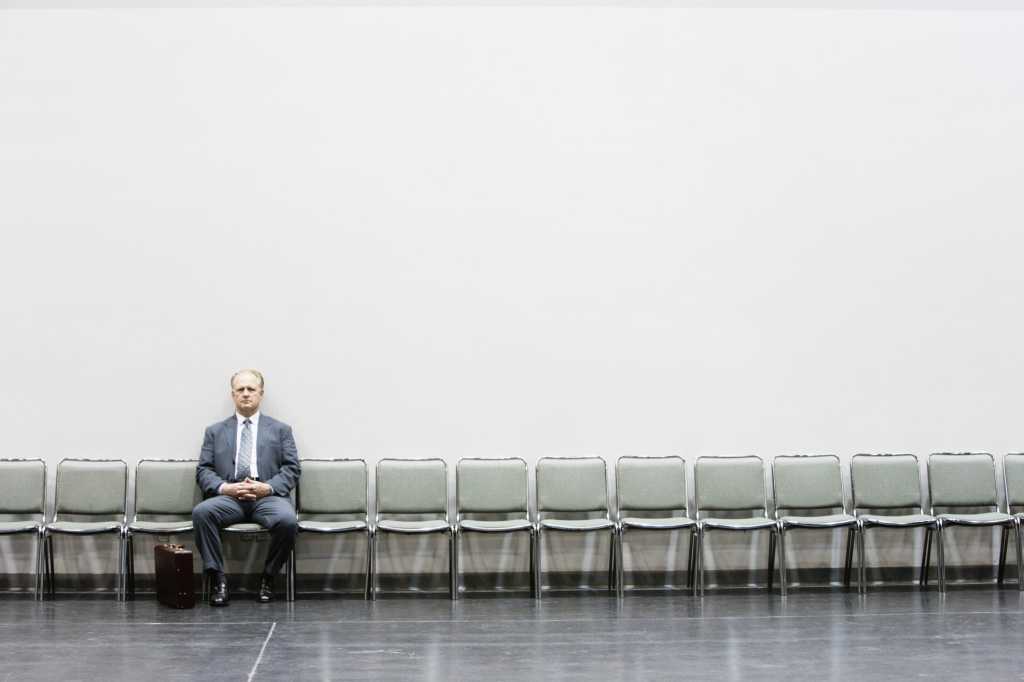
[1,6,1022,585]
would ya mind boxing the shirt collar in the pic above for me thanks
[236,412,260,426]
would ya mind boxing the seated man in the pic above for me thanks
[193,369,301,606]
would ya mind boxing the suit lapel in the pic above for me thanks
[257,416,270,479]
[225,416,237,473]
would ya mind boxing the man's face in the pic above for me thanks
[231,373,264,416]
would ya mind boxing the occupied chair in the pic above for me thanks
[454,457,535,598]
[615,455,696,598]
[294,458,372,599]
[928,452,1021,592]
[43,458,128,600]
[849,453,939,591]
[693,455,778,596]
[534,456,616,599]
[0,458,47,599]
[372,458,454,599]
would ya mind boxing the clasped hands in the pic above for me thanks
[222,478,272,501]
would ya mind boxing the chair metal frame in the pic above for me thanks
[123,458,199,600]
[0,458,48,600]
[534,456,616,600]
[998,453,1024,588]
[614,455,697,598]
[693,455,778,596]
[772,454,862,596]
[293,458,372,600]
[371,457,454,600]
[927,452,1021,593]
[43,457,128,601]
[454,457,535,599]
[848,453,940,592]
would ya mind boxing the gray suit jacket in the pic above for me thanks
[196,414,301,498]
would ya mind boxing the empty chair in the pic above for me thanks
[694,455,777,596]
[124,459,202,599]
[773,454,862,596]
[373,458,453,599]
[535,457,615,598]
[455,457,534,598]
[615,456,696,598]
[1000,454,1024,586]
[295,459,371,598]
[43,458,127,600]
[849,454,939,592]
[928,452,1021,592]
[0,459,47,599]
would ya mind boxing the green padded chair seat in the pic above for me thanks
[459,519,533,533]
[377,519,450,534]
[859,513,937,528]
[127,521,194,534]
[938,511,1014,526]
[620,516,696,530]
[0,520,42,534]
[780,513,858,529]
[223,523,266,533]
[47,521,122,535]
[539,518,614,532]
[298,520,367,533]
[700,516,776,531]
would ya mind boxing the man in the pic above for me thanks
[193,369,301,606]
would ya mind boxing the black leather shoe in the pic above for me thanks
[257,575,274,603]
[210,576,230,607]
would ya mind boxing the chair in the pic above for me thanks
[124,459,201,599]
[849,454,938,592]
[294,458,371,599]
[454,457,534,599]
[615,456,696,598]
[693,455,777,596]
[999,454,1024,587]
[534,456,615,599]
[43,458,127,600]
[928,452,1020,592]
[772,454,862,596]
[372,458,453,599]
[0,459,47,600]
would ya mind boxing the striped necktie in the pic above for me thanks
[237,418,253,481]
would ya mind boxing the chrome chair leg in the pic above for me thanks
[286,548,296,602]
[778,526,787,597]
[364,530,373,600]
[528,528,537,599]
[450,528,458,601]
[608,528,616,595]
[857,525,866,594]
[34,527,45,601]
[767,530,776,592]
[687,530,697,594]
[616,526,625,599]
[998,526,1009,585]
[1015,520,1024,593]
[697,528,705,597]
[936,523,946,593]
[843,527,855,587]
[535,528,543,600]
[369,530,378,601]
[920,527,933,587]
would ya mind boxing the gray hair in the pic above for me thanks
[230,369,265,389]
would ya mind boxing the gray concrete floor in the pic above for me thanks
[1,588,1022,680]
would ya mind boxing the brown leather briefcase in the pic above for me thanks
[154,544,196,609]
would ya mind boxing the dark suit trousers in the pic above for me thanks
[192,495,298,576]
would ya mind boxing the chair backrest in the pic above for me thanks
[456,458,528,516]
[694,456,767,516]
[134,459,201,518]
[55,458,127,518]
[536,457,608,515]
[772,455,846,514]
[1004,454,1024,511]
[0,458,46,516]
[928,453,998,510]
[616,456,687,514]
[376,458,447,517]
[850,454,923,512]
[298,459,368,515]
